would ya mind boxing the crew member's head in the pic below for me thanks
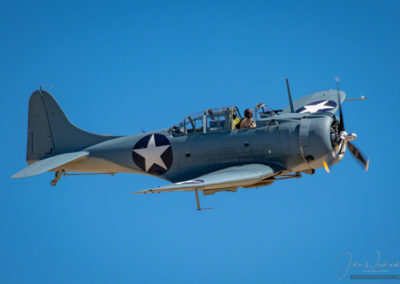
[244,108,253,119]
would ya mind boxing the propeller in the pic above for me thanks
[347,141,369,171]
[323,78,369,172]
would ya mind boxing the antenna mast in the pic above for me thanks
[285,78,294,112]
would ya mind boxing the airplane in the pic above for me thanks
[12,81,369,210]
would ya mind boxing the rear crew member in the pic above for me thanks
[239,108,256,129]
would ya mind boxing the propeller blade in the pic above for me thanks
[322,151,337,173]
[335,77,345,132]
[322,160,330,173]
[347,141,369,171]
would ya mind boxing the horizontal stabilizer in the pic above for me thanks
[12,151,89,179]
[133,164,278,194]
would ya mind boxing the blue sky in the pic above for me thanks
[1,1,399,283]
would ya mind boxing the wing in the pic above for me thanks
[133,164,279,194]
[282,90,346,114]
[11,151,89,178]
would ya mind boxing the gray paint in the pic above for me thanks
[13,89,357,195]
[26,90,118,163]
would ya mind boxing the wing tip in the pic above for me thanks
[131,189,154,194]
[11,173,20,179]
[11,171,29,179]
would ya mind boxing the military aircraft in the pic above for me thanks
[12,82,369,210]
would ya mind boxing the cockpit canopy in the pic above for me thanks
[254,103,278,119]
[170,107,241,136]
[170,103,279,136]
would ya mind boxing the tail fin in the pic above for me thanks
[26,90,117,164]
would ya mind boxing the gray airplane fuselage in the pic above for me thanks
[62,112,337,183]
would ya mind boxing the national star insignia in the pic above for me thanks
[299,100,335,113]
[133,134,170,172]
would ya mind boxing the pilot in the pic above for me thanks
[239,108,256,129]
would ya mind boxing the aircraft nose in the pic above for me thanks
[299,116,334,167]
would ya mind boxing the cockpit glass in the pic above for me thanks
[171,107,238,136]
[206,108,230,132]
[257,104,275,118]
[171,112,204,136]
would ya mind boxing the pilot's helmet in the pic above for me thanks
[244,108,253,119]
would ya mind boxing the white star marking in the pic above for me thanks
[133,134,170,172]
[299,100,334,113]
